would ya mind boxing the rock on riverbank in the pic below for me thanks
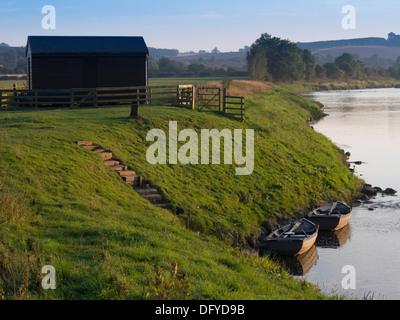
[361,184,397,197]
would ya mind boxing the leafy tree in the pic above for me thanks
[302,49,316,81]
[247,33,306,82]
[334,53,364,79]
[187,62,208,75]
[389,56,400,79]
[148,59,159,73]
[324,63,343,80]
[158,57,184,74]
[247,45,270,81]
[315,64,326,79]
[274,40,305,81]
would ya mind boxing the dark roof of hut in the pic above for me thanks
[26,36,149,55]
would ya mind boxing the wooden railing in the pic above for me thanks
[222,88,245,121]
[0,85,181,109]
[0,84,244,121]
[197,87,221,112]
[196,87,245,121]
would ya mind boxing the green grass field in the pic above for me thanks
[0,82,362,300]
[0,77,250,90]
[148,77,250,87]
[0,80,27,89]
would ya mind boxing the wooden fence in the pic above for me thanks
[197,87,245,121]
[222,88,245,121]
[0,85,181,109]
[0,84,244,120]
[197,87,221,112]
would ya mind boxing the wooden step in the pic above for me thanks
[76,141,92,146]
[142,193,163,203]
[93,148,106,153]
[122,175,142,186]
[118,170,137,177]
[104,160,120,166]
[110,165,127,171]
[82,145,97,150]
[134,188,158,196]
[98,152,113,160]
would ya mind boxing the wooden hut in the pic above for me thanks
[26,36,149,90]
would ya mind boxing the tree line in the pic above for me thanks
[0,45,26,74]
[148,57,248,78]
[388,57,400,79]
[247,33,396,82]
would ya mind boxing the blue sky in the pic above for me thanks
[1,0,400,52]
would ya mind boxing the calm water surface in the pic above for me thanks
[295,88,400,299]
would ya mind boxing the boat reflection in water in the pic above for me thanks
[271,245,318,276]
[315,224,352,249]
[271,225,352,276]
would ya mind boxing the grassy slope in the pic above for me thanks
[0,86,361,299]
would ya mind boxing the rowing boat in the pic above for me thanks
[263,218,318,256]
[306,201,352,231]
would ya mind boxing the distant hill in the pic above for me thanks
[298,33,400,68]
[298,37,387,50]
[298,32,400,50]
[313,46,400,60]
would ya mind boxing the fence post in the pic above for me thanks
[0,91,2,108]
[148,87,152,105]
[94,88,98,108]
[197,88,200,111]
[176,85,180,107]
[70,89,74,108]
[136,88,140,105]
[13,84,19,108]
[34,91,38,108]
[222,88,226,114]
[191,86,195,110]
[241,97,244,121]
[129,89,140,118]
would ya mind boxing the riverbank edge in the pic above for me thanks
[254,83,369,246]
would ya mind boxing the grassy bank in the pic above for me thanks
[0,84,361,299]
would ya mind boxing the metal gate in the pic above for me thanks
[197,87,221,112]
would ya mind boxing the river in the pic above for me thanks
[289,88,400,300]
